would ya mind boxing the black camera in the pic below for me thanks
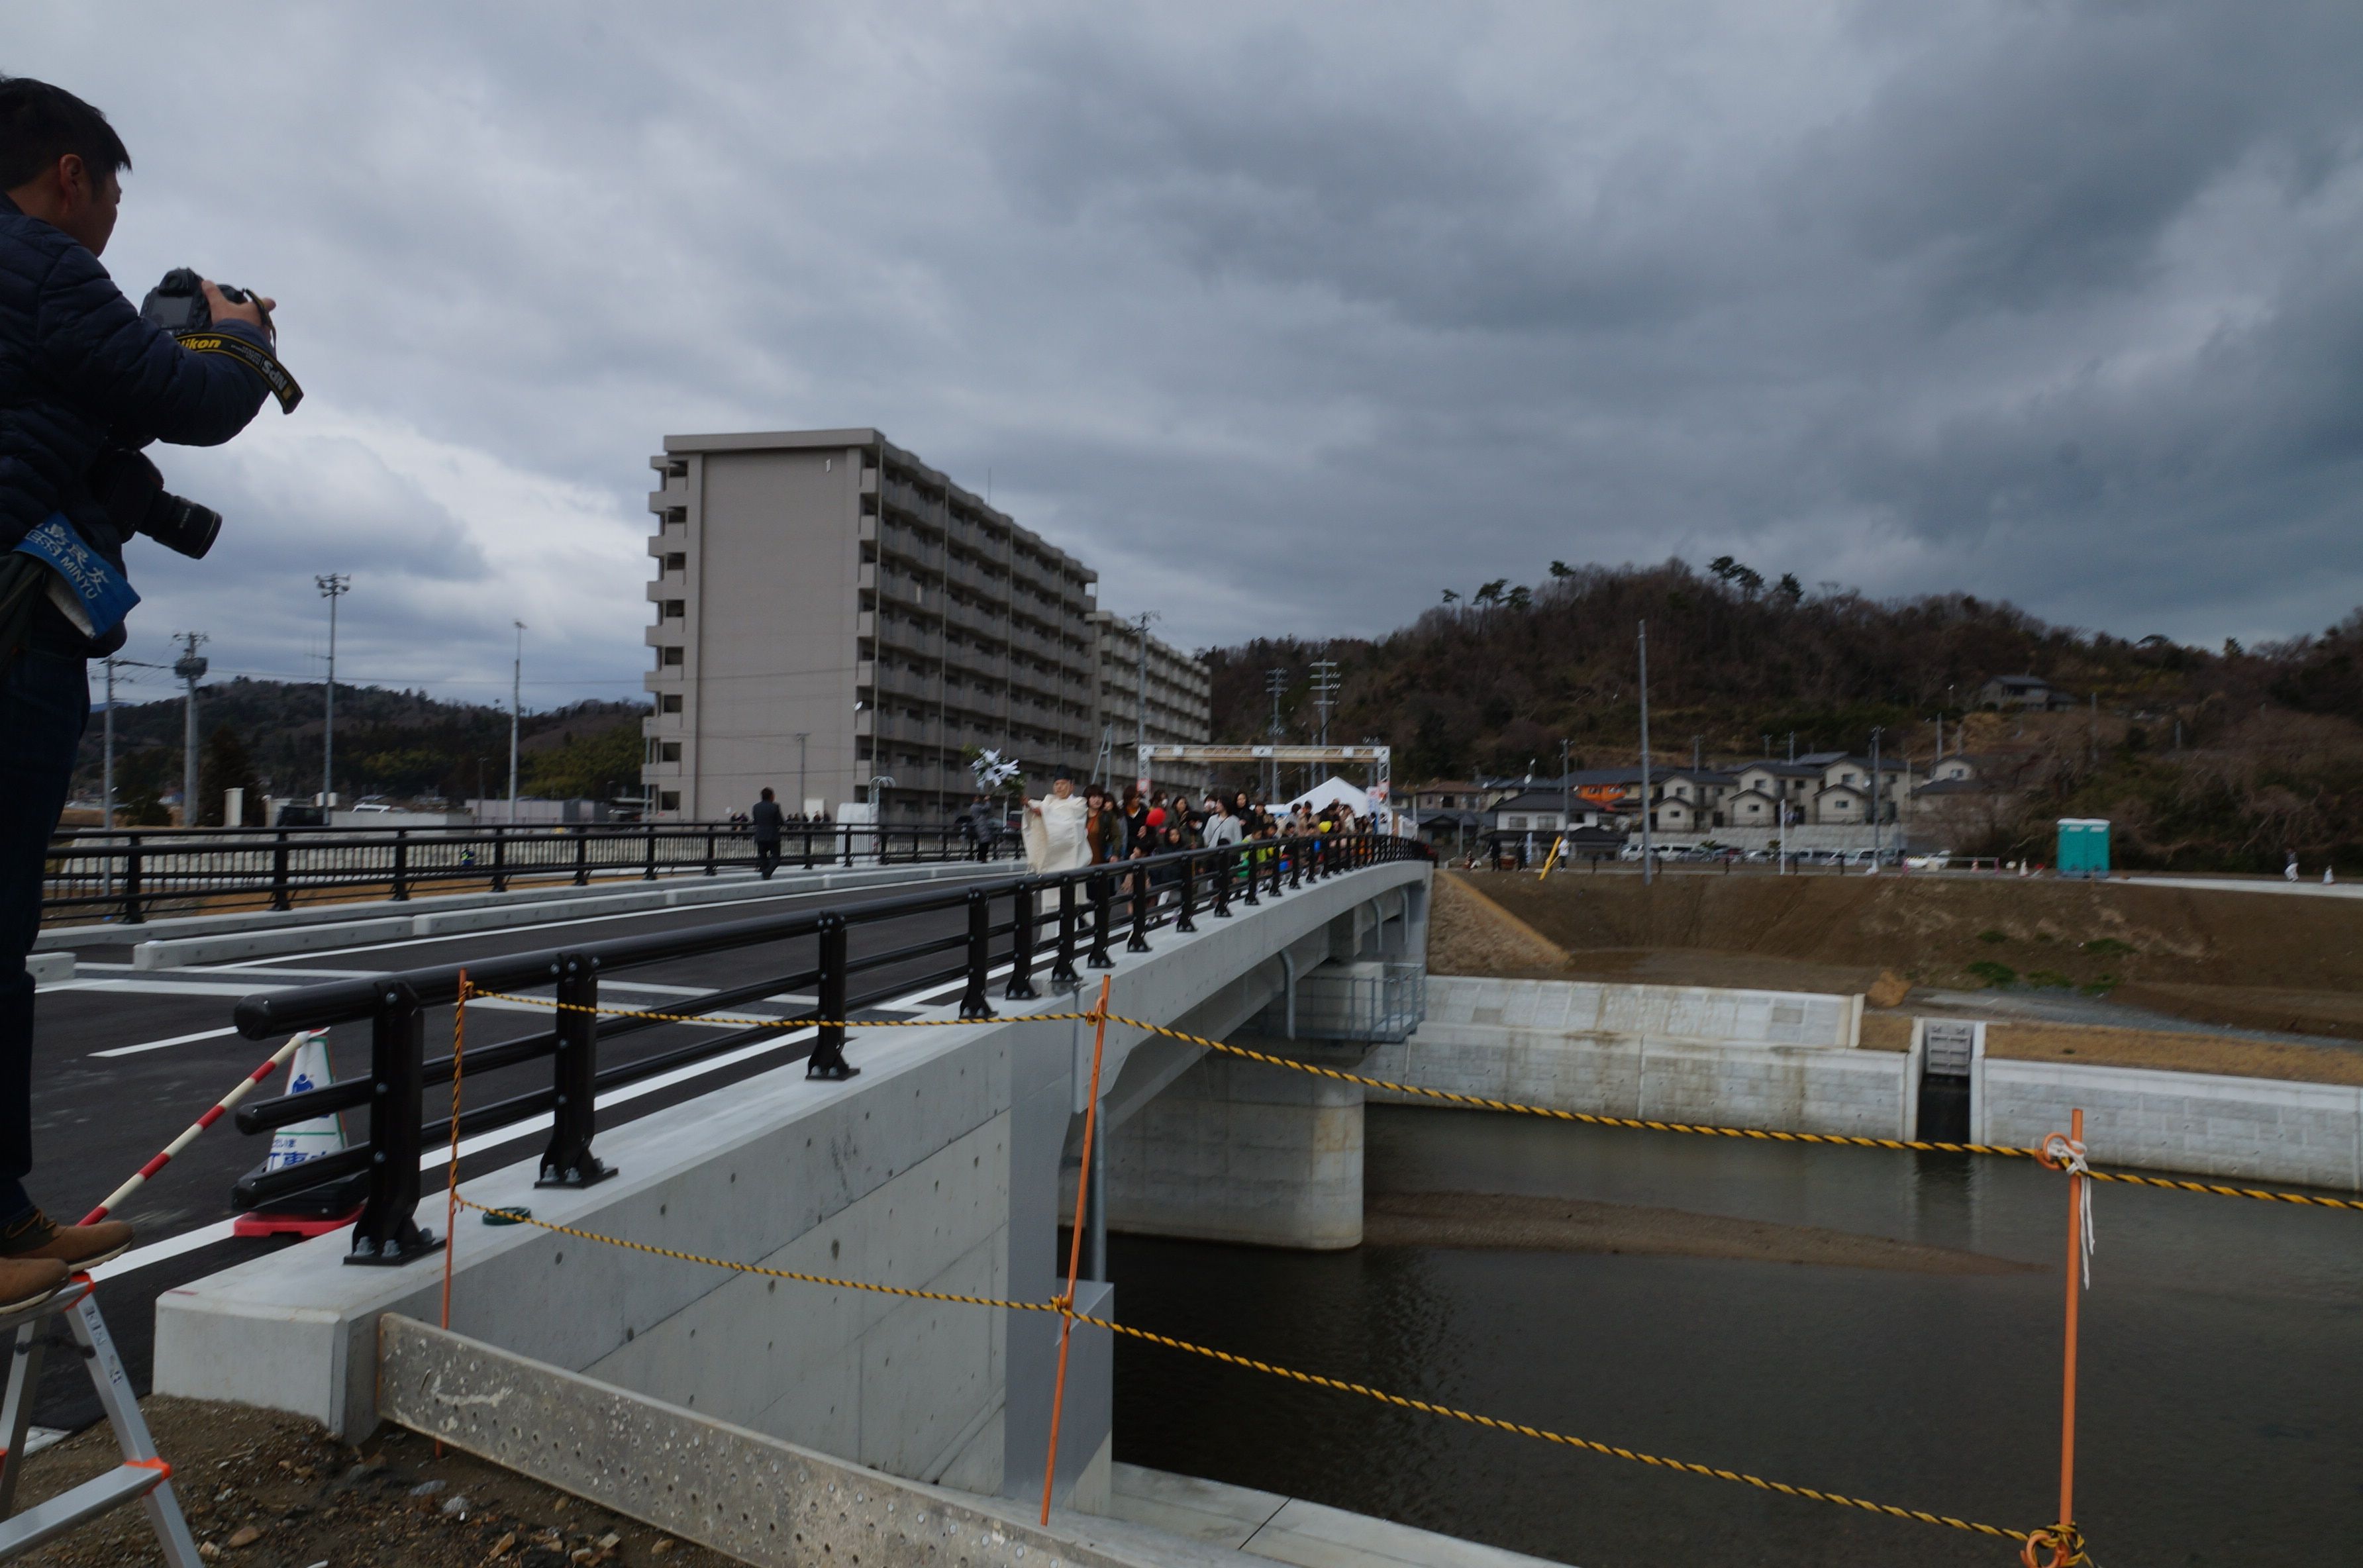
[139,266,274,346]
[87,445,221,560]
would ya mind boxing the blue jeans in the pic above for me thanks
[0,647,89,1227]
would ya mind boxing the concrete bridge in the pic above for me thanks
[154,845,1432,1527]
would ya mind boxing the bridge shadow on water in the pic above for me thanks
[1110,1104,2363,1568]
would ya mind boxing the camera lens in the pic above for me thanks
[139,492,222,560]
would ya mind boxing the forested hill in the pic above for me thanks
[76,677,648,821]
[1207,558,2358,774]
[1203,558,2363,869]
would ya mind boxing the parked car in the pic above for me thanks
[1904,850,1954,870]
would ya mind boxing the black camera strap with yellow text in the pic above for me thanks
[172,330,302,413]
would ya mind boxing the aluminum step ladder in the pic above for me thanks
[0,1277,197,1564]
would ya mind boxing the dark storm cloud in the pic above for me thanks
[10,1,2363,705]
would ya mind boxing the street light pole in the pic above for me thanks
[1264,667,1287,800]
[315,573,348,807]
[1132,612,1158,797]
[508,620,525,822]
[174,632,208,828]
[1870,725,1885,868]
[1638,621,1653,885]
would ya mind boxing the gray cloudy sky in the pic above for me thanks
[17,2,2363,709]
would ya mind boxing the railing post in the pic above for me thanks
[491,825,508,893]
[1238,840,1259,907]
[1005,881,1040,1001]
[704,824,718,877]
[120,833,144,924]
[1211,846,1233,918]
[1176,853,1198,933]
[270,829,291,912]
[1290,837,1305,890]
[808,914,858,1079]
[1269,838,1285,899]
[958,887,996,1019]
[390,829,410,903]
[1087,871,1115,968]
[802,822,816,870]
[643,820,658,881]
[539,955,618,1188]
[1126,865,1152,954]
[1050,879,1081,989]
[346,979,440,1265]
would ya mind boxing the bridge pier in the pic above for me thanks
[1097,1038,1368,1250]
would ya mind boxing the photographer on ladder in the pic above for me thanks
[0,78,287,1306]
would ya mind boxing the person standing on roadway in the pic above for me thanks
[0,79,282,1304]
[750,789,785,879]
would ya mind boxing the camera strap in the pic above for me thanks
[12,515,140,638]
[172,330,303,413]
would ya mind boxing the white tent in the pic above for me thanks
[1284,776,1376,819]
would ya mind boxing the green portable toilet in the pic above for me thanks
[2056,818,2110,878]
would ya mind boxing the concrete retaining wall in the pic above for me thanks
[1381,976,2363,1191]
[1423,974,1858,1050]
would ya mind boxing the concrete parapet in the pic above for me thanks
[156,856,1431,1508]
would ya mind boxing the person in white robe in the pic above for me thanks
[1022,773,1091,874]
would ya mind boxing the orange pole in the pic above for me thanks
[1041,975,1113,1525]
[2057,1105,2082,1543]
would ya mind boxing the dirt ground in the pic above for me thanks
[1427,871,2363,1085]
[10,1396,740,1568]
[1455,864,2363,1010]
[1361,1191,2036,1275]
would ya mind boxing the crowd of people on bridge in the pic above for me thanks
[1017,774,1374,877]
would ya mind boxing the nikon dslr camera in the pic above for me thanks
[80,269,283,560]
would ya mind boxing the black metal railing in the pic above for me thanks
[225,831,1431,1263]
[42,820,1015,926]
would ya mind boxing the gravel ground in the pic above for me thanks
[8,1396,743,1568]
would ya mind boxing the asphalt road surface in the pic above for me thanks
[28,871,1010,1436]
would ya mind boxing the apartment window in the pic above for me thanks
[660,694,682,714]
[660,646,683,667]
[659,791,681,811]
[664,552,686,572]
[662,599,685,619]
[660,742,681,763]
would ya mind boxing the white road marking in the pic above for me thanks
[91,1025,241,1059]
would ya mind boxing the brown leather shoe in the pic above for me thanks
[0,1257,69,1314]
[0,1212,134,1271]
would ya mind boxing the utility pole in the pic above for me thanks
[315,574,349,807]
[1132,612,1158,797]
[1869,726,1884,867]
[1637,621,1653,885]
[1691,735,1702,772]
[1264,667,1287,799]
[793,732,810,817]
[1310,654,1340,783]
[173,632,208,828]
[508,620,525,822]
[1559,737,1572,830]
[103,657,117,832]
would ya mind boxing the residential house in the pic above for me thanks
[1976,674,2080,712]
[1407,779,1499,812]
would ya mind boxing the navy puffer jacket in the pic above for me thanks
[0,192,274,653]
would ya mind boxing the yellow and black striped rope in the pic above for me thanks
[464,991,2363,1211]
[446,1195,2034,1545]
[450,1194,1065,1315]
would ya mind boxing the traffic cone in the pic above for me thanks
[233,1030,367,1238]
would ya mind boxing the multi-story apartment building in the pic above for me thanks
[1087,611,1212,801]
[640,428,1209,822]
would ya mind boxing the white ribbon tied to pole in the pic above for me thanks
[2043,1130,2096,1289]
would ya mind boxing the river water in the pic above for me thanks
[1108,1106,2363,1567]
